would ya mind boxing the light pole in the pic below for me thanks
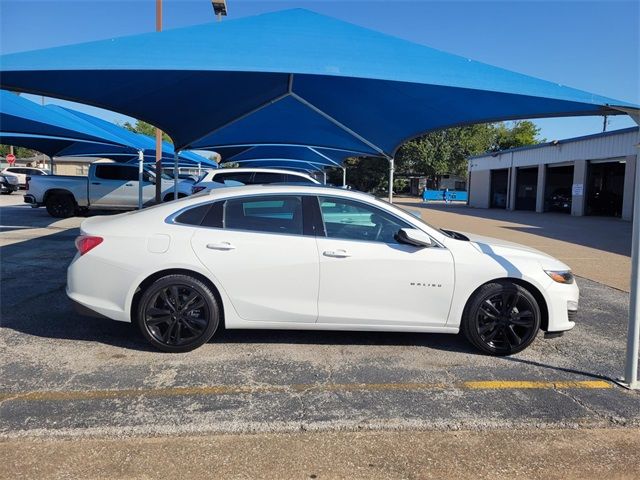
[211,1,228,22]
[154,0,163,204]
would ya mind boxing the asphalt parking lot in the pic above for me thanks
[1,193,640,477]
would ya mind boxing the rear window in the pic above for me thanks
[211,172,253,185]
[224,195,303,235]
[173,201,223,228]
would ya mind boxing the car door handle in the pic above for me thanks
[206,242,236,251]
[91,182,101,185]
[323,249,351,258]
[125,183,134,187]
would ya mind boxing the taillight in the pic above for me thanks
[192,186,206,194]
[75,236,103,256]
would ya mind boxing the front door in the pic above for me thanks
[315,196,455,327]
[90,164,140,207]
[191,194,319,323]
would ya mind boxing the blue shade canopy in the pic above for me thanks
[216,145,353,167]
[1,8,637,157]
[0,90,138,157]
[49,106,215,167]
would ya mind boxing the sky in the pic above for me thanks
[0,0,638,143]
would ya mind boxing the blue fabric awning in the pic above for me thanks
[48,106,215,167]
[0,90,137,157]
[216,145,353,168]
[1,8,636,159]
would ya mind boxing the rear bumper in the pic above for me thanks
[23,194,41,206]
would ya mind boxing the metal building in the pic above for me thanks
[467,127,640,220]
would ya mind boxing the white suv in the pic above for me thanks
[191,168,319,194]
[2,167,50,188]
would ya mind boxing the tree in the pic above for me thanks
[340,120,544,192]
[120,120,173,143]
[0,144,38,158]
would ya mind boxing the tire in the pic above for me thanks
[45,193,76,218]
[461,281,541,356]
[136,274,220,353]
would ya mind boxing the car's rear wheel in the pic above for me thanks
[462,281,541,355]
[45,193,76,218]
[136,274,219,353]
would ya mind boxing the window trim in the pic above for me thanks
[166,193,315,238]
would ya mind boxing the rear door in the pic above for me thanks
[90,164,143,207]
[190,194,319,323]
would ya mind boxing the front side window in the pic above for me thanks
[318,196,412,244]
[224,195,303,235]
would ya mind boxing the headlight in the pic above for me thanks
[545,269,574,284]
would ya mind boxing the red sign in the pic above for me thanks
[6,154,16,165]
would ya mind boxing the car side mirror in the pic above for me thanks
[396,228,433,248]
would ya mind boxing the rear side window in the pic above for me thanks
[173,202,223,228]
[224,195,303,235]
[252,172,286,184]
[94,165,138,181]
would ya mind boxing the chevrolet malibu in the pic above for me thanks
[67,185,578,354]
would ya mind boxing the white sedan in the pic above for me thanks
[67,185,578,354]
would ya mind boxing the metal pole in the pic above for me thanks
[154,0,163,204]
[342,167,347,187]
[173,151,179,200]
[322,170,327,185]
[623,118,640,389]
[137,150,144,210]
[198,162,202,177]
[388,157,394,203]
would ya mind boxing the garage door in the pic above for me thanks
[586,160,625,217]
[545,165,574,213]
[515,167,538,211]
[490,169,508,209]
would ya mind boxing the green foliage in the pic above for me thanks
[341,120,544,192]
[120,120,173,143]
[0,144,38,158]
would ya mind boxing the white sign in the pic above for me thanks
[572,183,584,196]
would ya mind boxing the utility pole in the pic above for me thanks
[154,0,163,204]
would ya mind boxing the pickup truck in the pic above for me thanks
[25,162,191,218]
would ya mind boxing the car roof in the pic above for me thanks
[209,168,314,177]
[204,183,372,202]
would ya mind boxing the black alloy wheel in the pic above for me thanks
[45,194,76,218]
[136,274,219,352]
[462,281,541,355]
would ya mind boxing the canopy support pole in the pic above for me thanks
[322,170,327,184]
[198,162,201,176]
[174,150,179,200]
[342,167,347,187]
[137,150,144,210]
[619,109,640,389]
[388,157,395,203]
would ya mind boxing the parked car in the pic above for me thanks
[1,166,50,188]
[25,162,191,218]
[191,168,319,194]
[549,187,572,213]
[67,184,578,355]
[0,172,20,194]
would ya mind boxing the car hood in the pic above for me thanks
[460,232,570,270]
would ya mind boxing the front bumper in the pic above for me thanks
[544,280,579,333]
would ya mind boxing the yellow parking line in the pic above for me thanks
[0,380,612,403]
[463,380,612,390]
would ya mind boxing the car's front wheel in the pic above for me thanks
[136,274,220,353]
[461,281,541,356]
